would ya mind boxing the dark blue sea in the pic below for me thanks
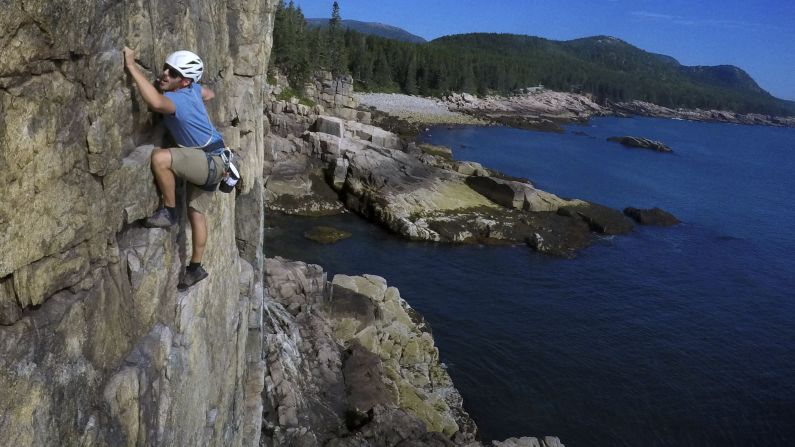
[265,117,795,446]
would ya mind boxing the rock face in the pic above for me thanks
[623,207,680,226]
[607,136,673,153]
[1,0,278,445]
[263,257,474,444]
[304,71,372,123]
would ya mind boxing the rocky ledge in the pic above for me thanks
[263,256,564,446]
[611,100,795,128]
[444,91,609,132]
[265,110,638,258]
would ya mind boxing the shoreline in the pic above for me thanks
[356,91,795,132]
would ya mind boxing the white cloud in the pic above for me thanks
[630,10,773,31]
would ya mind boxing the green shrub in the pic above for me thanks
[275,87,316,108]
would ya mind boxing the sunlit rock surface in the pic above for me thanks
[0,0,278,445]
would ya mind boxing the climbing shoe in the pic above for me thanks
[179,266,208,289]
[143,208,176,228]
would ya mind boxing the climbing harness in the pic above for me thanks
[218,148,240,193]
[199,140,226,191]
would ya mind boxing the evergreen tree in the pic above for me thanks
[328,1,347,76]
[271,1,311,89]
[403,54,418,95]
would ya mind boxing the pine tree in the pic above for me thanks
[403,54,417,95]
[328,1,347,77]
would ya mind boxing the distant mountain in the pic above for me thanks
[680,65,767,95]
[561,36,770,97]
[306,18,426,44]
[427,33,793,115]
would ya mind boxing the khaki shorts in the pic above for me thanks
[169,147,225,214]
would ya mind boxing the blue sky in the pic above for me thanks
[293,0,795,101]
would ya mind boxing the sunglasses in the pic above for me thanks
[162,64,183,79]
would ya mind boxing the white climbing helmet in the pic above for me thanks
[164,50,204,82]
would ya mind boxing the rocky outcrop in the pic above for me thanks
[262,257,475,444]
[558,203,635,235]
[264,109,633,257]
[419,144,454,160]
[607,136,673,153]
[623,207,680,226]
[1,0,277,445]
[611,100,795,128]
[303,71,372,123]
[465,176,582,212]
[445,90,608,131]
[264,154,346,216]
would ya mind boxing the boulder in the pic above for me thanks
[558,203,634,235]
[331,157,350,191]
[623,207,680,226]
[465,176,574,212]
[264,156,345,216]
[465,176,525,209]
[314,116,346,137]
[347,121,402,150]
[454,161,486,176]
[607,136,673,153]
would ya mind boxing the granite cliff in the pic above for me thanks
[1,0,277,445]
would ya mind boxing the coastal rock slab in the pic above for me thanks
[263,257,479,444]
[268,106,631,257]
[314,115,346,137]
[264,155,345,216]
[612,100,795,128]
[465,176,578,212]
[558,203,634,235]
[419,144,454,160]
[623,207,680,226]
[446,90,606,131]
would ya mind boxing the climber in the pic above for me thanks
[123,46,224,288]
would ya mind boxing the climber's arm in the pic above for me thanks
[201,86,215,102]
[123,46,176,115]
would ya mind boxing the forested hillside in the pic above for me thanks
[305,18,426,43]
[271,2,794,116]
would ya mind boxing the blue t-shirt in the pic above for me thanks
[163,83,223,147]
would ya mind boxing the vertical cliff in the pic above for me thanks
[0,0,279,445]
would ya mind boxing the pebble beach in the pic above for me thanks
[355,92,486,125]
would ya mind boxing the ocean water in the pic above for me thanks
[264,117,795,446]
